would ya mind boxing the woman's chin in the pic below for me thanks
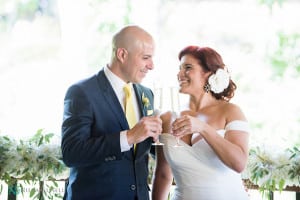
[179,88,188,94]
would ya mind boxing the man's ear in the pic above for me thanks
[116,48,128,63]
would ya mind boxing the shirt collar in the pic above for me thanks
[104,65,133,93]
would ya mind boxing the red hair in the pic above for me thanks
[178,46,236,101]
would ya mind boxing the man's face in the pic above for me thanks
[122,40,155,83]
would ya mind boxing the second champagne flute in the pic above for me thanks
[171,111,183,147]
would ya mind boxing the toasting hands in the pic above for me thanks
[127,115,162,146]
[172,112,206,138]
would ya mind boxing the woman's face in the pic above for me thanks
[177,54,209,95]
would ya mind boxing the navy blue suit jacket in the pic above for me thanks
[61,69,154,200]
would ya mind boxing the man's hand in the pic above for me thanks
[127,115,162,145]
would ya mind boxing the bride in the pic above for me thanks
[151,46,250,200]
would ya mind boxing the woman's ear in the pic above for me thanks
[204,71,213,78]
[116,48,128,63]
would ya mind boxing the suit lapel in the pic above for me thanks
[96,72,152,158]
[96,70,128,130]
[133,84,153,158]
[133,84,146,117]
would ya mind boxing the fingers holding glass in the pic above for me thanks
[171,111,183,147]
[152,109,164,145]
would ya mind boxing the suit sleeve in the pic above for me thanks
[61,84,122,167]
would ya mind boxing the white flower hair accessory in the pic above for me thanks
[207,68,230,93]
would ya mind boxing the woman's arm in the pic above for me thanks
[172,104,249,173]
[200,104,249,172]
[151,112,174,200]
[151,146,173,200]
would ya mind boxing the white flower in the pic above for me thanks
[208,69,230,93]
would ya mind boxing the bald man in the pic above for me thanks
[61,25,162,200]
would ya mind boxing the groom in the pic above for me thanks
[61,25,162,200]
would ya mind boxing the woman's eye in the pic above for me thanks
[179,64,192,71]
[185,66,192,70]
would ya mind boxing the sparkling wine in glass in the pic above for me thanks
[171,111,183,147]
[152,109,164,146]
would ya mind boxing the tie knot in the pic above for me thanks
[123,84,132,98]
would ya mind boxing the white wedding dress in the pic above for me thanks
[160,120,250,200]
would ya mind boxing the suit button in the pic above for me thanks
[130,184,136,190]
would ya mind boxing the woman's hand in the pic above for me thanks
[171,111,205,138]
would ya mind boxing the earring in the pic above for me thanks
[204,83,210,93]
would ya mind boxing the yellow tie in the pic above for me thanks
[123,84,138,152]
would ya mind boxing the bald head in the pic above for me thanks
[108,25,155,83]
[111,25,154,60]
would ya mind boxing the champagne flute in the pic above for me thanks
[171,111,183,147]
[152,109,164,146]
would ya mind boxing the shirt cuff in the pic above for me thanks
[120,130,133,152]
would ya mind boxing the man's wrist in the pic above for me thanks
[120,130,132,152]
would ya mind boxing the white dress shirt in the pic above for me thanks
[104,66,141,152]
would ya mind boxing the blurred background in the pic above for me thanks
[1,0,300,199]
[0,0,300,150]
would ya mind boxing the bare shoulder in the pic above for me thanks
[221,102,247,122]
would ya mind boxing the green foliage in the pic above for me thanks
[258,0,285,10]
[28,128,54,146]
[0,0,56,30]
[288,147,300,183]
[148,156,155,184]
[17,0,39,20]
[245,145,300,199]
[0,129,68,199]
[0,135,14,183]
[267,32,300,78]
